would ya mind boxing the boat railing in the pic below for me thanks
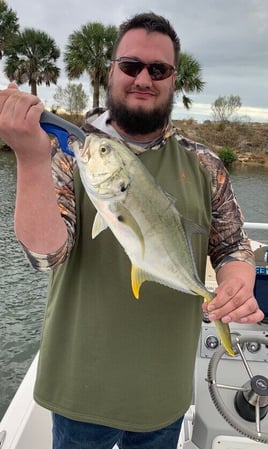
[244,222,268,230]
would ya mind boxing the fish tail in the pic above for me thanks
[214,319,235,356]
[203,290,235,357]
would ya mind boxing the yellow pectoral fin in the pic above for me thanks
[131,265,156,299]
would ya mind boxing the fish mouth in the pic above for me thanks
[84,168,130,198]
[88,170,118,187]
[88,167,123,187]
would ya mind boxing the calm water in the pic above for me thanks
[0,151,268,420]
[229,164,268,245]
[0,151,48,420]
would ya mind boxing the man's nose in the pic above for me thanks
[134,67,153,86]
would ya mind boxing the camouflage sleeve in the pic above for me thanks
[22,144,77,271]
[176,135,255,272]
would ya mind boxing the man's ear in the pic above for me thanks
[109,62,115,80]
[172,71,177,89]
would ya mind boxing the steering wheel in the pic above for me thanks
[207,334,268,444]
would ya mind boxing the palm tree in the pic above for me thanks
[0,0,19,59]
[64,22,117,108]
[4,28,60,96]
[175,52,205,109]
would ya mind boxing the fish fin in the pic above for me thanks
[214,319,235,356]
[111,202,145,257]
[92,212,108,239]
[201,290,234,356]
[201,288,234,356]
[131,265,156,299]
[202,290,215,303]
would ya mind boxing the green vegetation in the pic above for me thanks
[63,22,117,108]
[217,146,237,168]
[3,28,60,95]
[175,53,205,109]
[0,0,19,59]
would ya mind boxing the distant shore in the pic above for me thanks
[1,118,268,168]
[173,119,268,168]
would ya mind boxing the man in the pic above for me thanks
[0,12,263,449]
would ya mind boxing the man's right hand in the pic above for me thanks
[0,83,51,164]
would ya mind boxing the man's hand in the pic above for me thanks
[202,261,264,324]
[0,83,51,163]
[0,83,68,254]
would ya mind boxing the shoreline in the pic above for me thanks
[234,152,268,168]
[1,146,268,169]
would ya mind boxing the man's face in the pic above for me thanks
[107,28,177,135]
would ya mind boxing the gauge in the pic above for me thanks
[246,341,261,353]
[205,335,219,350]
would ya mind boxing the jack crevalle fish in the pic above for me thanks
[73,134,234,356]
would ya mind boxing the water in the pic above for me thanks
[0,151,48,420]
[229,165,268,245]
[0,151,268,421]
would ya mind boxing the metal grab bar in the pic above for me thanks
[244,222,268,230]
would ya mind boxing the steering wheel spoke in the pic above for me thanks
[209,382,249,392]
[235,337,254,379]
[256,399,261,434]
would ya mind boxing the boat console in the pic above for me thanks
[180,245,268,448]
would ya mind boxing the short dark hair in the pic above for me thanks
[113,12,181,66]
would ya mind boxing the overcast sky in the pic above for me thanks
[1,0,268,121]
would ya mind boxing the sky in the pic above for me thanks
[0,0,268,122]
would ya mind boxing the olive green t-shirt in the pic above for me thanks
[34,136,211,431]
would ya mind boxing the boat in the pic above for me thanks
[0,223,267,449]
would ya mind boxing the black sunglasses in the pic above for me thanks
[113,57,176,81]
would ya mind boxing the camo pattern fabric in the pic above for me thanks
[22,119,254,272]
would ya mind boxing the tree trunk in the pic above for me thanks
[31,81,37,96]
[92,78,100,108]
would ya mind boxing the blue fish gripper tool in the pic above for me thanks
[40,110,86,157]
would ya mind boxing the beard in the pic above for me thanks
[107,88,174,135]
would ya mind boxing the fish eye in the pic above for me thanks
[99,144,111,157]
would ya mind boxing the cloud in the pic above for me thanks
[172,102,268,123]
[1,0,267,121]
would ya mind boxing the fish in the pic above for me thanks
[72,133,234,356]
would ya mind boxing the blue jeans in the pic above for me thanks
[52,413,184,449]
